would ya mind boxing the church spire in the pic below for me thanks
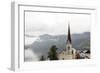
[67,22,72,44]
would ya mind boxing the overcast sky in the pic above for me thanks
[25,12,91,36]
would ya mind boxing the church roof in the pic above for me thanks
[67,23,72,44]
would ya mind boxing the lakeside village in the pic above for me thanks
[39,23,90,61]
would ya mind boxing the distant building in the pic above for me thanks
[79,49,90,59]
[58,23,76,60]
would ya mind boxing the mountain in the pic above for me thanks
[25,32,90,59]
[72,32,90,50]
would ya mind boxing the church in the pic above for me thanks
[58,23,76,60]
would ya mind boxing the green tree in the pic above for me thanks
[48,45,58,60]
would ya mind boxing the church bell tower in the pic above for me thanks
[66,22,72,54]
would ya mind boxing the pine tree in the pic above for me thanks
[48,45,58,60]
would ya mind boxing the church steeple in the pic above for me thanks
[66,22,72,52]
[67,22,72,44]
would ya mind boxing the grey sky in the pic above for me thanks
[25,12,91,36]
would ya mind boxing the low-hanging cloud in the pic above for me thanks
[24,48,39,62]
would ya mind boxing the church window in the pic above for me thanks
[68,46,70,50]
